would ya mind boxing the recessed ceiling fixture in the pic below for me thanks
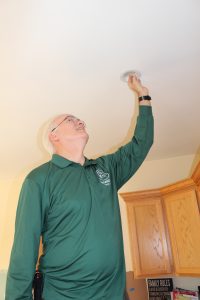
[120,70,141,82]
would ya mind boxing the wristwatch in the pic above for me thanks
[138,95,151,101]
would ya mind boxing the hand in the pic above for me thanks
[128,75,149,96]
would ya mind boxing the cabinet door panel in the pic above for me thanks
[127,198,171,277]
[164,189,200,275]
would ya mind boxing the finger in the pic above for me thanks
[132,74,139,81]
[128,75,133,83]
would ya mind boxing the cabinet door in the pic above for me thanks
[163,189,200,275]
[127,198,171,278]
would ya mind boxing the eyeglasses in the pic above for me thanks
[51,115,85,132]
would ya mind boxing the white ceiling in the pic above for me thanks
[1,0,200,179]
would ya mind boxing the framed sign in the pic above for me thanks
[147,278,173,300]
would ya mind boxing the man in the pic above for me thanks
[6,75,154,300]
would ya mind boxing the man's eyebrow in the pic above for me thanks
[65,115,75,118]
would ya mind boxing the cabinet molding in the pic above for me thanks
[192,161,200,207]
[161,179,195,195]
[192,160,200,186]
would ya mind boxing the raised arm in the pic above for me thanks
[101,75,154,190]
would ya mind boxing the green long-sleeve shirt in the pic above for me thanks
[6,105,153,300]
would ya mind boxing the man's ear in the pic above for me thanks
[49,132,59,143]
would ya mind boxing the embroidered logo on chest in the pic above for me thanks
[96,168,111,186]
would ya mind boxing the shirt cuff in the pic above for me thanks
[139,105,153,116]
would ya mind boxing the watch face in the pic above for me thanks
[120,70,141,82]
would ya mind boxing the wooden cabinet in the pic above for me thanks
[125,191,172,277]
[163,186,200,276]
[121,162,200,278]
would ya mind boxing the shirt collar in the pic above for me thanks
[84,158,97,167]
[51,154,97,168]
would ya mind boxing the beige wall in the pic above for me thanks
[0,153,199,271]
[0,176,25,269]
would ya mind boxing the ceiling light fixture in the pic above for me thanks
[120,70,141,82]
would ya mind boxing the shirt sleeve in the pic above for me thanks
[5,177,45,300]
[105,105,154,190]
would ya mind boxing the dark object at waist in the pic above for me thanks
[32,271,43,300]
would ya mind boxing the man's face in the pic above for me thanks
[50,114,89,144]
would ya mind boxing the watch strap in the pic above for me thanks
[138,95,151,101]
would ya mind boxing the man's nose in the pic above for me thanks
[77,119,85,127]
